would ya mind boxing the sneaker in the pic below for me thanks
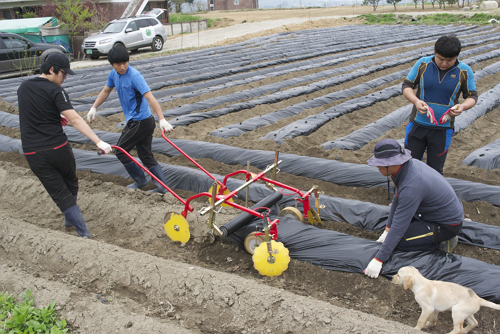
[439,236,458,253]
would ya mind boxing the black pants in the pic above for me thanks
[24,142,78,212]
[396,217,462,252]
[405,122,453,175]
[116,115,158,168]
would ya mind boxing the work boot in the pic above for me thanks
[439,236,458,253]
[63,205,91,238]
[123,162,148,189]
[63,194,77,230]
[64,218,74,231]
[148,164,168,194]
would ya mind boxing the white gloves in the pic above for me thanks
[364,258,383,278]
[377,230,388,243]
[425,106,437,125]
[96,140,112,154]
[60,114,68,126]
[87,107,97,123]
[439,106,457,124]
[159,119,174,133]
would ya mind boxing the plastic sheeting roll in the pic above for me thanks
[220,192,283,237]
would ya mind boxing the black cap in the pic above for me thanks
[45,53,75,75]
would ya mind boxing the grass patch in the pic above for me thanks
[359,13,398,24]
[169,13,219,28]
[0,290,69,334]
[359,12,500,25]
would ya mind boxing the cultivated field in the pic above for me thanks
[1,8,500,334]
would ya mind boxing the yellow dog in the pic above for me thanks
[393,266,500,334]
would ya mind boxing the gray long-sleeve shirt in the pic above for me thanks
[375,159,464,262]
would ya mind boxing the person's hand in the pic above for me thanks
[364,258,383,278]
[449,104,463,117]
[87,107,97,123]
[416,100,428,115]
[425,106,438,125]
[377,230,388,243]
[60,114,68,126]
[159,119,174,133]
[96,140,112,154]
[439,106,458,124]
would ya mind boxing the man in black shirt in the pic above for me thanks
[18,53,112,238]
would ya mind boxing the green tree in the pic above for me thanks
[56,0,95,36]
[386,0,402,10]
[362,0,382,11]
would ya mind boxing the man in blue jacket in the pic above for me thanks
[403,34,477,174]
[363,139,464,279]
[87,45,173,193]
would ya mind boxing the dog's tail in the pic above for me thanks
[479,299,500,310]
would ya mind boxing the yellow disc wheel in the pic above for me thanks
[208,184,234,207]
[279,206,304,223]
[306,208,321,226]
[252,240,290,277]
[243,232,266,255]
[164,212,190,244]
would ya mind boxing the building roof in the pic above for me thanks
[0,17,56,34]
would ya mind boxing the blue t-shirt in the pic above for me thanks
[404,56,476,128]
[106,66,152,122]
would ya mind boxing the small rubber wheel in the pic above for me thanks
[279,206,304,223]
[151,36,163,51]
[244,232,266,255]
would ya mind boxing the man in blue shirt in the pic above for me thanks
[363,139,464,279]
[87,45,173,193]
[403,34,477,174]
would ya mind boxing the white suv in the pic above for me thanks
[82,16,168,60]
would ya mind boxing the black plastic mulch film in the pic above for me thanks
[323,58,500,150]
[0,134,499,303]
[1,24,500,303]
[463,138,500,170]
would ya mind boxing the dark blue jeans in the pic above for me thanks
[24,142,78,212]
[396,217,462,252]
[116,115,157,168]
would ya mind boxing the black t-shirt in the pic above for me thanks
[17,77,73,151]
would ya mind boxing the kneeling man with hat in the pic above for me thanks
[363,139,464,278]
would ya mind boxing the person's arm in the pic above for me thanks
[62,109,111,153]
[92,85,113,109]
[144,91,164,120]
[144,91,173,133]
[449,97,476,117]
[87,85,113,123]
[451,67,478,117]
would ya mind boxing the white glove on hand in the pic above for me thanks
[377,230,388,243]
[96,140,112,154]
[425,106,437,125]
[364,258,383,278]
[87,107,97,123]
[440,106,457,124]
[159,119,174,133]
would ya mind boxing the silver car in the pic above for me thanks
[81,16,167,60]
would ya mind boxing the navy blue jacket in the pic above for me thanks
[375,159,464,262]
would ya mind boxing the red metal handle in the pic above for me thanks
[101,144,193,212]
[161,130,224,189]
